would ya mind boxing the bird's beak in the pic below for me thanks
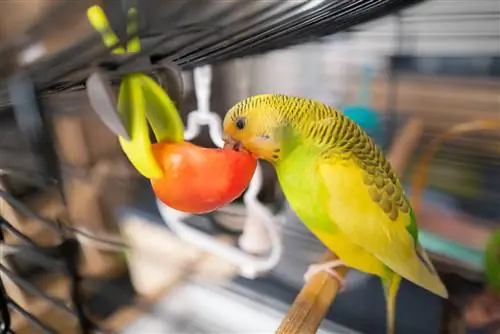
[222,135,242,151]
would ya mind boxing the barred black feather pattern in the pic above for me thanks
[234,94,406,221]
[229,94,397,183]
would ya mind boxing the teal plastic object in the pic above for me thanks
[341,65,384,148]
[342,105,384,148]
[419,230,484,271]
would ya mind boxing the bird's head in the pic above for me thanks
[222,95,284,163]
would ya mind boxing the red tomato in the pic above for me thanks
[150,141,257,214]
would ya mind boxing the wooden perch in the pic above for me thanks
[276,252,346,334]
[276,118,423,334]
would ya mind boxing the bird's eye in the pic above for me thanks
[235,117,246,130]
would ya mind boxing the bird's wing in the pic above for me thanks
[317,158,448,298]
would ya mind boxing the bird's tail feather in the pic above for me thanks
[414,243,449,299]
[382,273,401,334]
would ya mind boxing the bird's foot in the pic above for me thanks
[303,260,347,291]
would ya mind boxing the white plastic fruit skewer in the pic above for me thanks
[156,65,282,278]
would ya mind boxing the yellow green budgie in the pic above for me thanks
[222,94,448,334]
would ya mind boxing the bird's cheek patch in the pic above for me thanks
[252,135,276,146]
[254,136,279,150]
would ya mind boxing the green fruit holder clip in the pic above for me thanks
[85,4,185,179]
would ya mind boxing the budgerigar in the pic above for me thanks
[222,94,448,334]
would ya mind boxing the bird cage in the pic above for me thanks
[2,0,498,333]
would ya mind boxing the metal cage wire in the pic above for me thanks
[0,0,431,333]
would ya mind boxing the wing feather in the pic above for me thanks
[318,159,448,298]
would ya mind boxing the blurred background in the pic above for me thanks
[0,0,498,333]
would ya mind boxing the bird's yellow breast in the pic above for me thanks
[276,145,389,278]
[276,145,335,233]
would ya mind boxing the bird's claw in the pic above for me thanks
[303,259,347,291]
